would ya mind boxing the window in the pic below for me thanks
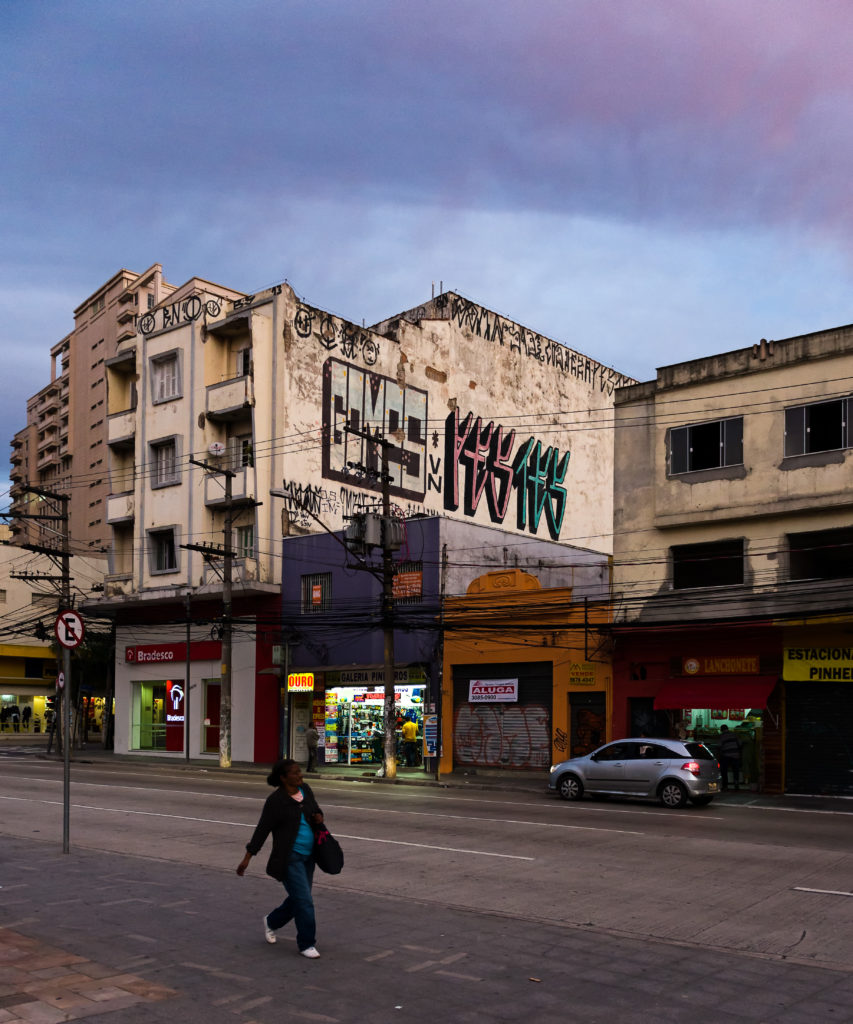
[151,438,178,487]
[788,527,853,581]
[149,528,178,573]
[236,525,255,560]
[301,572,331,612]
[147,293,155,310]
[670,417,743,474]
[672,539,744,589]
[230,433,253,470]
[236,347,251,377]
[0,589,5,603]
[784,397,851,457]
[151,353,180,403]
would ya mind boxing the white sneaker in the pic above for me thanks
[300,946,320,959]
[263,916,276,944]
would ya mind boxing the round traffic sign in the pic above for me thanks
[55,610,85,649]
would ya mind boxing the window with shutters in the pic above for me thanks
[150,352,181,403]
[669,417,743,475]
[150,437,179,487]
[148,527,179,574]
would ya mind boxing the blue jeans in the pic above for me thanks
[266,851,316,950]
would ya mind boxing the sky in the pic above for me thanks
[3,0,853,507]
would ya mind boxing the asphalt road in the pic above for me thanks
[1,757,852,1023]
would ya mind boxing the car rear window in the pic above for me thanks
[685,742,716,760]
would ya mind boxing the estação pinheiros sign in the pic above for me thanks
[468,679,518,702]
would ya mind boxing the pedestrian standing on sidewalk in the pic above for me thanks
[236,758,324,959]
[718,725,742,791]
[305,722,319,772]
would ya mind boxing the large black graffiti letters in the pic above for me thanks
[512,438,570,538]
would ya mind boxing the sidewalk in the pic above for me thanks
[2,730,852,812]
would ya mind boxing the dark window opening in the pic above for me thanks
[785,398,850,457]
[670,418,743,474]
[789,527,853,581]
[301,572,332,613]
[672,539,744,589]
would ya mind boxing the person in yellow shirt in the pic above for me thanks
[401,716,419,767]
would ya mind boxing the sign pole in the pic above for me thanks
[62,645,71,853]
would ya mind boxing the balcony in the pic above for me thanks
[203,465,256,507]
[206,376,250,421]
[117,307,136,325]
[37,449,60,471]
[117,324,137,344]
[202,557,261,585]
[107,410,136,448]
[106,492,134,524]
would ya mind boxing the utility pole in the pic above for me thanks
[343,424,399,780]
[186,456,235,768]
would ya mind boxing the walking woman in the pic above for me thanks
[236,758,324,958]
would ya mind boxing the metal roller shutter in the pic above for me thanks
[452,661,552,771]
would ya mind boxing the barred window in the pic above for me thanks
[301,573,331,613]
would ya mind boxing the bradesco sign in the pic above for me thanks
[125,641,221,663]
[468,679,519,703]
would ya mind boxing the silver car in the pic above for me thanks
[548,738,721,808]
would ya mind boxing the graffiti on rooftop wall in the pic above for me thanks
[404,295,633,395]
[139,297,221,335]
[444,409,569,540]
[295,306,380,366]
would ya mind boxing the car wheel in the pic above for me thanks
[659,780,688,808]
[691,795,713,807]
[557,773,584,801]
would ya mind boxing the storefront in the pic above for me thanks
[0,643,58,734]
[285,666,427,767]
[783,641,853,795]
[121,639,222,755]
[451,661,553,771]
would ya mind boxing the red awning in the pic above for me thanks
[653,677,777,710]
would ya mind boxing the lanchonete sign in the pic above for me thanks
[468,679,518,702]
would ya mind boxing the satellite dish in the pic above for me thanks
[208,442,225,458]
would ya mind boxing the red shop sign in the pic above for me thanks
[125,641,221,664]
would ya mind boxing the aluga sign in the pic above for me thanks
[468,679,519,702]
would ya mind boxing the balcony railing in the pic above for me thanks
[206,376,250,421]
[107,410,136,447]
[106,492,134,524]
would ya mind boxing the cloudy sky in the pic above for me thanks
[2,0,853,506]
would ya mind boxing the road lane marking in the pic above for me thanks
[793,886,853,897]
[0,796,534,860]
[0,789,641,835]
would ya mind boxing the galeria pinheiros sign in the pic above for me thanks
[468,679,518,703]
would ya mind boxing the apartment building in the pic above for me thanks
[611,327,853,795]
[9,266,179,553]
[89,279,633,763]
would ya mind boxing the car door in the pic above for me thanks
[585,742,632,793]
[625,742,674,796]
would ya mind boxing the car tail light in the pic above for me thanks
[681,760,701,776]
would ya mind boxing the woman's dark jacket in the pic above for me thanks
[246,783,322,881]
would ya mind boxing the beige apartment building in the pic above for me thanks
[611,326,853,795]
[9,266,181,553]
[88,279,634,762]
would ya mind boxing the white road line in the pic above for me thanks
[0,796,533,860]
[793,886,853,897]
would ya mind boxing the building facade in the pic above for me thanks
[280,518,611,775]
[611,327,853,794]
[10,266,180,553]
[87,277,632,762]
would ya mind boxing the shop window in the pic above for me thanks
[672,538,744,589]
[784,397,850,457]
[148,527,179,574]
[669,417,743,475]
[150,437,180,487]
[130,681,167,750]
[788,526,853,581]
[150,351,181,403]
[301,572,331,612]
